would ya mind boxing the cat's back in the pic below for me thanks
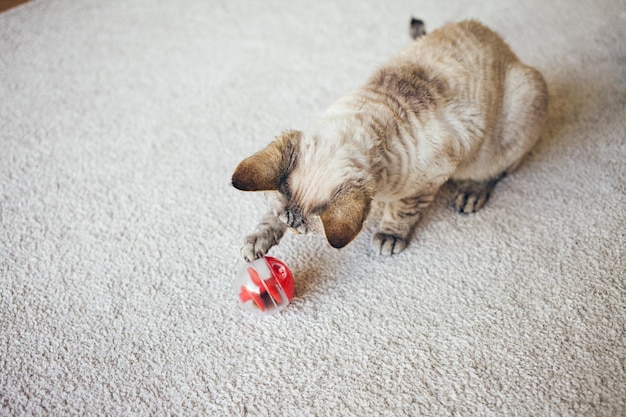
[393,20,519,94]
[411,20,517,65]
[441,20,515,63]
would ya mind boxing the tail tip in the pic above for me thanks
[410,18,426,39]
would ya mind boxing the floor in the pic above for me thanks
[0,0,28,13]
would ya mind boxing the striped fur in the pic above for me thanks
[233,20,548,260]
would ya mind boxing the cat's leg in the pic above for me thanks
[451,64,548,214]
[240,211,287,262]
[372,192,436,255]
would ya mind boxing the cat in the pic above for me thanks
[232,19,548,261]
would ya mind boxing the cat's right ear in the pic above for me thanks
[231,130,302,191]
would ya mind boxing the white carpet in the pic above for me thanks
[1,0,625,415]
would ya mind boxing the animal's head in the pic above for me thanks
[231,130,372,249]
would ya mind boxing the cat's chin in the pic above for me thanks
[287,225,308,235]
[284,216,324,235]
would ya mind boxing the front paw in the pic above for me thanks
[372,232,407,256]
[240,234,273,262]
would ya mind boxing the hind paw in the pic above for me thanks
[372,233,407,256]
[453,178,502,214]
[454,189,491,214]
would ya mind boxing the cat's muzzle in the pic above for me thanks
[278,208,308,234]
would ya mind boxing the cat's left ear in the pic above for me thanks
[319,188,371,249]
[231,130,302,191]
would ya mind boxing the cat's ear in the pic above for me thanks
[320,188,371,249]
[231,130,302,191]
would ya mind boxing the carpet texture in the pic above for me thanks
[1,0,625,415]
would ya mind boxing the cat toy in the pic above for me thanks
[235,256,295,314]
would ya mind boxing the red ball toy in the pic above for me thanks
[235,256,295,314]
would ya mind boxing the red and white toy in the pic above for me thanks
[235,256,295,314]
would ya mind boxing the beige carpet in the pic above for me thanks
[1,0,624,415]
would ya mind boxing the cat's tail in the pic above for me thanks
[409,18,426,39]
